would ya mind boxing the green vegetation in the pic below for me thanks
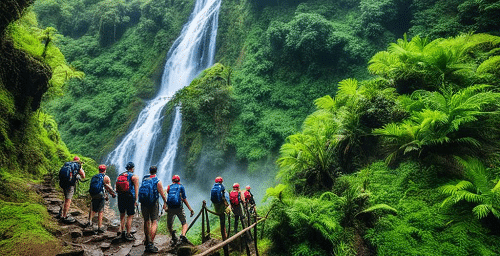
[2,0,500,255]
[0,2,97,255]
[35,0,195,158]
[264,32,500,255]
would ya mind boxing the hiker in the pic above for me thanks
[88,164,116,233]
[59,156,85,223]
[210,176,229,236]
[229,183,246,234]
[139,166,167,253]
[166,174,195,245]
[244,185,256,215]
[115,161,139,241]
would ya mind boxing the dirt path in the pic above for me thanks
[35,175,217,256]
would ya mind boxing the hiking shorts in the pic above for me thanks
[167,207,186,231]
[118,193,135,216]
[232,204,244,218]
[214,202,226,215]
[141,201,159,222]
[91,196,105,213]
[63,186,75,199]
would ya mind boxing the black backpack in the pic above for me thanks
[59,162,79,189]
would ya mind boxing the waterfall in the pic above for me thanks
[105,0,221,184]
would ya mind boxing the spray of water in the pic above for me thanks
[105,0,222,186]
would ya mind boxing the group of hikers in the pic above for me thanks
[58,156,257,253]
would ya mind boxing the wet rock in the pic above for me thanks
[113,244,133,256]
[70,210,83,216]
[75,217,89,228]
[56,249,84,256]
[47,205,61,214]
[83,248,103,256]
[100,242,110,249]
[106,224,119,233]
[71,230,83,238]
[178,246,197,256]
[82,228,96,236]
[45,197,63,204]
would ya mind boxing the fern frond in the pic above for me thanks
[356,204,398,217]
[472,204,491,219]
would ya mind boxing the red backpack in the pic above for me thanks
[244,190,252,201]
[229,191,240,205]
[116,172,131,194]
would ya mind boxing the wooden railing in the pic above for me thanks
[186,200,270,256]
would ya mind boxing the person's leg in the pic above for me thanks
[62,186,75,219]
[89,210,95,224]
[62,198,71,217]
[143,219,150,244]
[120,212,126,232]
[98,211,103,228]
[126,215,133,233]
[150,220,158,242]
[234,215,239,233]
[167,210,174,234]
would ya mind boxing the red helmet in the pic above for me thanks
[245,185,251,190]
[172,175,180,182]
[73,156,80,161]
[215,176,223,183]
[99,164,106,171]
[233,183,240,189]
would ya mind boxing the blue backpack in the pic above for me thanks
[167,183,183,208]
[139,175,159,206]
[89,173,105,195]
[211,183,224,204]
[59,162,79,189]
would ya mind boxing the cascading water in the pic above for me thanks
[106,0,221,184]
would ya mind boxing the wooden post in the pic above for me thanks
[202,201,206,243]
[254,214,259,256]
[205,207,210,241]
[240,217,250,256]
[220,211,229,256]
[246,204,251,228]
[227,212,231,237]
[194,219,265,256]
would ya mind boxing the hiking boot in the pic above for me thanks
[180,235,189,244]
[125,233,136,241]
[170,236,178,246]
[96,227,105,234]
[62,216,76,224]
[146,243,159,253]
[170,231,178,245]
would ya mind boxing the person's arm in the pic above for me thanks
[79,168,85,180]
[132,175,139,205]
[157,181,167,210]
[103,176,116,197]
[182,198,195,217]
[181,186,194,217]
[240,191,246,204]
[222,189,229,207]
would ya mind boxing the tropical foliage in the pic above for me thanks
[374,84,500,165]
[440,157,500,219]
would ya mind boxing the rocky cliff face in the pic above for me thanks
[0,0,51,168]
